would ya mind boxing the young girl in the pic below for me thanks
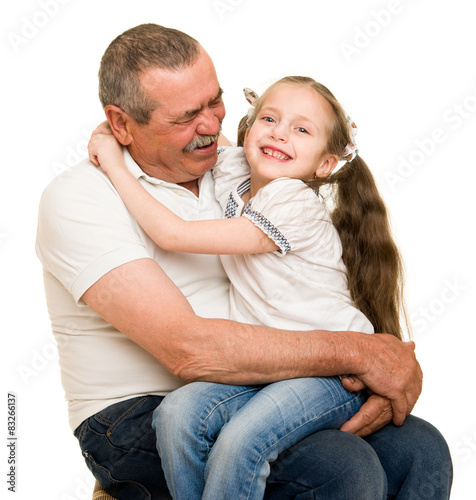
[89,76,406,500]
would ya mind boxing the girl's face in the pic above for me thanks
[244,84,337,191]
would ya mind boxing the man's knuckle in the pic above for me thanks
[382,404,393,415]
[361,412,374,426]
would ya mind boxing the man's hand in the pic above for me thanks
[340,377,393,437]
[349,334,422,427]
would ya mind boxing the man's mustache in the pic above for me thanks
[184,128,222,152]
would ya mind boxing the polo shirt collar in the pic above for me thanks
[122,147,211,196]
[123,147,164,185]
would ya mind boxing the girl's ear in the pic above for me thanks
[315,155,339,178]
[104,105,134,146]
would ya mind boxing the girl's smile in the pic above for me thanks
[261,146,292,161]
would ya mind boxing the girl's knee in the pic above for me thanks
[213,421,262,463]
[152,387,199,434]
[153,382,232,435]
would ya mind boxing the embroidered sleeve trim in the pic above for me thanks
[224,179,250,219]
[224,193,239,219]
[243,204,291,254]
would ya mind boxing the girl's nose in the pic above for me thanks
[270,122,288,142]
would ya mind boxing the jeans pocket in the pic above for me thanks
[90,396,158,452]
[74,397,167,499]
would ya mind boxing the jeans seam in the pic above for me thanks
[266,394,362,450]
[201,387,259,459]
[94,396,151,432]
[204,387,260,421]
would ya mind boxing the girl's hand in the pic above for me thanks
[88,121,124,174]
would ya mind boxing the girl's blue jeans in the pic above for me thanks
[152,377,368,500]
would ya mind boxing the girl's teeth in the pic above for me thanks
[263,148,290,160]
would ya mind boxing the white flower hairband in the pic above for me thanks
[243,87,359,165]
[342,117,359,162]
[244,87,259,126]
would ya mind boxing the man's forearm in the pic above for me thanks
[171,315,422,426]
[173,317,363,384]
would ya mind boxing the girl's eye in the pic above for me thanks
[263,116,275,123]
[297,127,309,134]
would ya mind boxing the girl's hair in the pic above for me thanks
[239,76,408,340]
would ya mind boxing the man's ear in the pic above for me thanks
[104,105,134,146]
[315,154,339,178]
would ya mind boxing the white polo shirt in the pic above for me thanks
[36,149,230,431]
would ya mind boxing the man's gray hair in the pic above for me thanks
[98,23,201,124]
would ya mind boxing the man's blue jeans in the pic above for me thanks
[152,378,367,500]
[74,395,453,499]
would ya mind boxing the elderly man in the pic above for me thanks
[36,24,452,499]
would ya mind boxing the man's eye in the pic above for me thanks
[176,117,195,125]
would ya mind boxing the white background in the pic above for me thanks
[2,0,475,498]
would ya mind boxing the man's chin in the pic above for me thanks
[183,148,218,178]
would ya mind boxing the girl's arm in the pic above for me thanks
[88,132,278,255]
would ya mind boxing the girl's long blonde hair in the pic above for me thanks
[239,76,409,340]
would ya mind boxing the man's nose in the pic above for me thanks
[196,107,222,136]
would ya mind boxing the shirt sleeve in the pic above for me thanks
[242,178,334,255]
[35,162,151,304]
[212,147,250,209]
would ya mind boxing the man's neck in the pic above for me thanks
[177,178,200,196]
[127,147,201,197]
